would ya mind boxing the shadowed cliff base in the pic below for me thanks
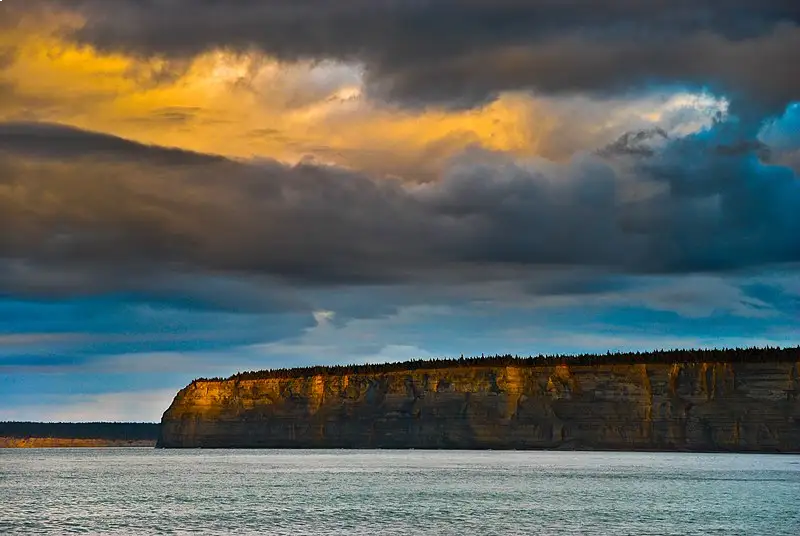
[160,347,800,452]
[0,422,160,448]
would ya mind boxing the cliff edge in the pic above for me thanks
[159,351,800,451]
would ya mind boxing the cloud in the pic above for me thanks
[27,0,800,111]
[312,310,336,327]
[0,122,225,164]
[1,117,798,302]
[0,17,745,180]
[0,389,176,422]
[0,121,454,292]
[625,276,776,319]
[759,103,800,173]
[469,274,780,320]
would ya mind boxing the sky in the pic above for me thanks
[0,1,799,422]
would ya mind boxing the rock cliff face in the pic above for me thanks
[159,361,800,451]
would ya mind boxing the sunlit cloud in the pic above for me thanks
[0,13,746,183]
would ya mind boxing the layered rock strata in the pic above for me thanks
[159,361,800,451]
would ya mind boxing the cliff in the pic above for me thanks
[159,355,800,451]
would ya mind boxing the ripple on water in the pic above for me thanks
[1,449,799,535]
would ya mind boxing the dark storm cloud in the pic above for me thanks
[29,0,800,110]
[1,121,798,299]
[621,125,800,271]
[0,122,224,165]
[0,123,442,292]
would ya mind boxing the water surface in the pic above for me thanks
[1,449,798,535]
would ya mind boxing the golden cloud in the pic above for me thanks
[0,15,556,181]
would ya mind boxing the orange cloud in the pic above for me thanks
[0,15,553,180]
[0,12,728,181]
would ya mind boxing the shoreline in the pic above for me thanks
[0,437,157,448]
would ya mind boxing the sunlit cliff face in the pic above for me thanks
[160,359,800,450]
[0,1,798,421]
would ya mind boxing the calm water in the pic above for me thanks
[1,449,799,535]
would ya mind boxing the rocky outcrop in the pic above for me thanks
[159,361,800,451]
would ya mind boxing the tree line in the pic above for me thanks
[0,422,160,440]
[195,345,799,383]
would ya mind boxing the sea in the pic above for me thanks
[1,449,798,535]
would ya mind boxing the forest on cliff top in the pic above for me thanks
[196,346,800,383]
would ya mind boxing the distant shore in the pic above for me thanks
[0,437,156,448]
[0,422,160,448]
